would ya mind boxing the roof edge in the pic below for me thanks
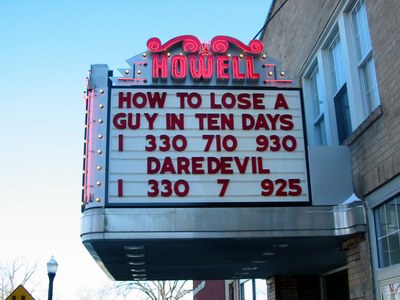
[259,0,277,40]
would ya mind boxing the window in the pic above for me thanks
[328,32,346,93]
[334,84,352,144]
[239,279,267,300]
[254,279,268,299]
[302,0,379,146]
[240,279,253,300]
[350,0,379,116]
[375,197,400,267]
[381,281,400,300]
[309,65,327,145]
[328,32,352,144]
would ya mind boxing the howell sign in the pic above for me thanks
[148,36,261,81]
[82,35,310,208]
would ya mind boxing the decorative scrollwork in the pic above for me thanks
[210,36,264,54]
[147,35,201,53]
[147,35,264,55]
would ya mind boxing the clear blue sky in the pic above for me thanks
[0,1,271,298]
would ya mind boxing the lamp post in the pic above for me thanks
[47,256,58,300]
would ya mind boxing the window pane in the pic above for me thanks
[309,65,327,146]
[375,198,400,268]
[362,58,379,114]
[334,84,352,144]
[376,205,388,237]
[243,280,253,300]
[255,279,267,300]
[389,233,400,265]
[396,198,400,229]
[378,236,390,267]
[329,34,346,92]
[351,0,380,116]
[381,281,400,300]
[315,118,327,145]
[311,67,324,118]
[351,0,372,61]
[386,200,398,235]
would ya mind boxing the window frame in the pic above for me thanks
[303,62,328,145]
[374,197,400,268]
[239,279,267,300]
[367,176,400,300]
[327,31,346,95]
[349,0,380,116]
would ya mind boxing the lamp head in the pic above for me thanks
[47,256,58,274]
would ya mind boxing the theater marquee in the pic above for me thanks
[81,36,366,282]
[82,35,310,207]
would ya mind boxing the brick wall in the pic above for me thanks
[267,276,298,300]
[267,278,276,299]
[343,235,374,300]
[278,277,299,299]
[266,276,320,300]
[262,0,340,82]
[349,0,400,196]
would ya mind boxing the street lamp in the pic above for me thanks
[47,256,58,300]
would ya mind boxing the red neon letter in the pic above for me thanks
[189,55,214,80]
[216,56,230,80]
[171,55,187,80]
[232,56,245,80]
[152,54,168,80]
[246,56,260,79]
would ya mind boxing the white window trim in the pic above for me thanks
[321,28,343,146]
[348,0,380,117]
[303,61,331,146]
[341,7,370,128]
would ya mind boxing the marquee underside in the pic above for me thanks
[81,203,365,280]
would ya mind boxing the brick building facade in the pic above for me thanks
[261,0,400,299]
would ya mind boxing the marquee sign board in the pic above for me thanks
[82,35,310,208]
